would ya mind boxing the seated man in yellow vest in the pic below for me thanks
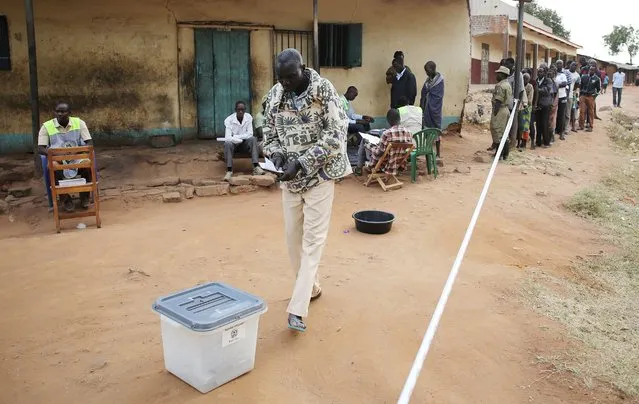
[396,96,422,136]
[38,102,93,213]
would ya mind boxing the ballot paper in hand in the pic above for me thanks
[259,158,283,174]
[359,132,380,145]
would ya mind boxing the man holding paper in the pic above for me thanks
[223,101,265,181]
[263,48,350,332]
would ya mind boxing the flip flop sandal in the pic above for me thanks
[288,315,306,332]
[310,287,322,301]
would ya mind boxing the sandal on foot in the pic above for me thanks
[288,314,306,332]
[311,286,322,301]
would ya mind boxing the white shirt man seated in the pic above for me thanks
[223,101,265,181]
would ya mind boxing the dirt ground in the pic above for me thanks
[1,88,638,404]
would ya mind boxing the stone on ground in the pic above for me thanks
[184,186,195,199]
[453,166,471,174]
[162,192,182,203]
[599,106,612,112]
[149,134,176,148]
[192,179,218,187]
[230,185,259,194]
[473,155,490,163]
[195,184,229,197]
[8,185,32,198]
[228,176,251,186]
[148,177,180,187]
[0,200,8,214]
[250,175,276,187]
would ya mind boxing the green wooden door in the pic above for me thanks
[195,29,251,138]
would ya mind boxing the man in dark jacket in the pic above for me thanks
[390,57,417,109]
[535,64,555,147]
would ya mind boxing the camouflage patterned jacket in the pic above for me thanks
[263,68,351,193]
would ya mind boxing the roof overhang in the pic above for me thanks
[516,20,581,50]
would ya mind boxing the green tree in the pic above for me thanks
[603,25,639,64]
[523,3,571,40]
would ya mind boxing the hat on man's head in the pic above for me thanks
[495,66,511,75]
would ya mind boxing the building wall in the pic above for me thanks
[0,0,471,153]
[470,35,503,84]
[469,0,552,32]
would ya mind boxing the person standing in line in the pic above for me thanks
[263,49,350,332]
[547,66,559,143]
[579,56,590,75]
[635,71,639,86]
[554,61,569,141]
[489,66,513,159]
[602,74,609,94]
[579,65,601,132]
[588,59,602,121]
[567,62,581,133]
[502,58,525,148]
[517,73,534,151]
[612,68,625,107]
[535,64,554,148]
[390,56,417,109]
[524,68,538,149]
[420,61,445,158]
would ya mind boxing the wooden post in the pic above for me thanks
[313,0,319,73]
[502,27,510,60]
[532,43,538,79]
[25,0,41,175]
[513,0,525,99]
[544,48,550,65]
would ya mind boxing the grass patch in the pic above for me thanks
[607,110,639,154]
[523,112,639,397]
[564,188,611,219]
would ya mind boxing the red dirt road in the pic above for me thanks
[1,88,637,403]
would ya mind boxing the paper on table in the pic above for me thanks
[259,158,283,173]
[359,132,380,145]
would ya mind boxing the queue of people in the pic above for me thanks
[489,56,614,158]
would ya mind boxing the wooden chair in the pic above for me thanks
[364,142,414,191]
[47,146,101,233]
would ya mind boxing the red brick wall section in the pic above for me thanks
[471,59,501,84]
[471,15,508,36]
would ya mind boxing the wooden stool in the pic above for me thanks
[364,142,413,191]
[47,146,101,233]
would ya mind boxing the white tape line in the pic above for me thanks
[397,100,520,404]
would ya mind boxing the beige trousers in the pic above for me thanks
[282,180,335,317]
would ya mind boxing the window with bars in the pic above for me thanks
[0,16,10,71]
[319,23,362,68]
[273,30,313,69]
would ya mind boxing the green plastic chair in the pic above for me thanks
[410,128,441,182]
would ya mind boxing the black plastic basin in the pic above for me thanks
[352,210,395,235]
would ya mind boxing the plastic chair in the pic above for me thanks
[410,128,441,182]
